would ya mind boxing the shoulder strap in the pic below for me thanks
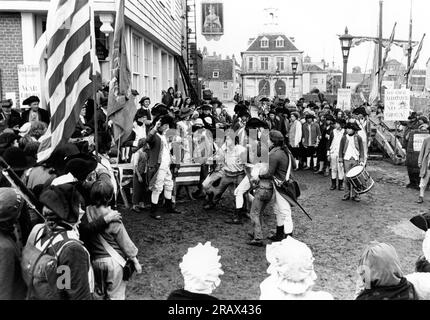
[98,235,126,268]
[285,152,292,182]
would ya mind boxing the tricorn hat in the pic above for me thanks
[39,184,84,224]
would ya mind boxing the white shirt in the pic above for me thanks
[158,133,171,169]
[330,129,345,156]
[132,122,146,147]
[344,134,360,161]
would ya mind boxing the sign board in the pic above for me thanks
[17,65,41,108]
[413,133,430,152]
[337,88,351,110]
[384,89,410,121]
[201,2,224,40]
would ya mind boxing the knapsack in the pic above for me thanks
[21,224,87,300]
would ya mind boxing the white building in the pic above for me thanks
[241,34,303,101]
[302,56,327,94]
[0,0,188,107]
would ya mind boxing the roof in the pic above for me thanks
[245,34,299,52]
[303,64,326,73]
[202,59,234,81]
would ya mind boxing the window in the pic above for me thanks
[312,78,319,84]
[276,39,284,48]
[152,46,160,99]
[248,57,254,70]
[223,82,228,89]
[144,41,152,97]
[223,93,229,99]
[276,57,285,71]
[213,71,219,78]
[260,38,269,48]
[132,34,142,92]
[260,57,269,70]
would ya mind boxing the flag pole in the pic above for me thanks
[89,0,99,157]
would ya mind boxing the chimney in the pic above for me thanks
[226,55,230,60]
[213,51,216,57]
[219,54,222,59]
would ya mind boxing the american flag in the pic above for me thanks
[376,23,396,77]
[37,0,93,162]
[405,33,426,77]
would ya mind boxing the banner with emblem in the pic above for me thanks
[384,89,411,121]
[337,88,352,111]
[201,1,224,40]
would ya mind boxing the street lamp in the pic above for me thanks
[291,60,298,89]
[339,27,353,88]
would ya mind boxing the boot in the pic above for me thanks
[203,193,216,210]
[338,180,345,191]
[268,226,287,242]
[150,203,162,220]
[330,179,337,190]
[224,209,242,225]
[315,161,324,174]
[165,199,181,214]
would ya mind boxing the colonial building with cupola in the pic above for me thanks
[241,8,303,101]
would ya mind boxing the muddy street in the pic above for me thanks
[123,160,426,300]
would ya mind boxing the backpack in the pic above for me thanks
[21,224,88,300]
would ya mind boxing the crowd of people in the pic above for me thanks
[0,86,429,300]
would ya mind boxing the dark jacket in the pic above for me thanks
[0,231,27,300]
[21,108,50,125]
[339,134,365,162]
[146,129,162,168]
[259,146,289,182]
[34,226,93,300]
[302,122,321,147]
[0,109,23,131]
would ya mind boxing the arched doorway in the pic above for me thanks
[258,79,270,96]
[275,79,286,96]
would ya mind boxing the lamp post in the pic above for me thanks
[339,27,353,88]
[275,68,280,96]
[291,60,298,88]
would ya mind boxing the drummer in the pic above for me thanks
[339,122,365,202]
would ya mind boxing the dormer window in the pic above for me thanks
[260,37,269,48]
[275,37,284,48]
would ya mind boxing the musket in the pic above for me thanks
[0,156,45,220]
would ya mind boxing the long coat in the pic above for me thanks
[418,137,430,178]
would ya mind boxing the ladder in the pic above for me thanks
[185,0,199,99]
[175,54,199,104]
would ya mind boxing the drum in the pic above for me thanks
[345,165,375,194]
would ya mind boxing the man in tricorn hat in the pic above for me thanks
[21,96,50,125]
[146,115,181,219]
[248,130,295,246]
[339,122,365,202]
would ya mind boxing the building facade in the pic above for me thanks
[302,56,327,94]
[201,50,240,102]
[241,34,303,101]
[0,0,188,108]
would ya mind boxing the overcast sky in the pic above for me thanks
[196,0,429,73]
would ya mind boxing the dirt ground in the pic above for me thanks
[122,160,428,300]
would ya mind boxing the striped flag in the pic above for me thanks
[175,164,202,186]
[107,0,136,145]
[37,0,93,162]
[405,33,426,77]
[376,23,396,77]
